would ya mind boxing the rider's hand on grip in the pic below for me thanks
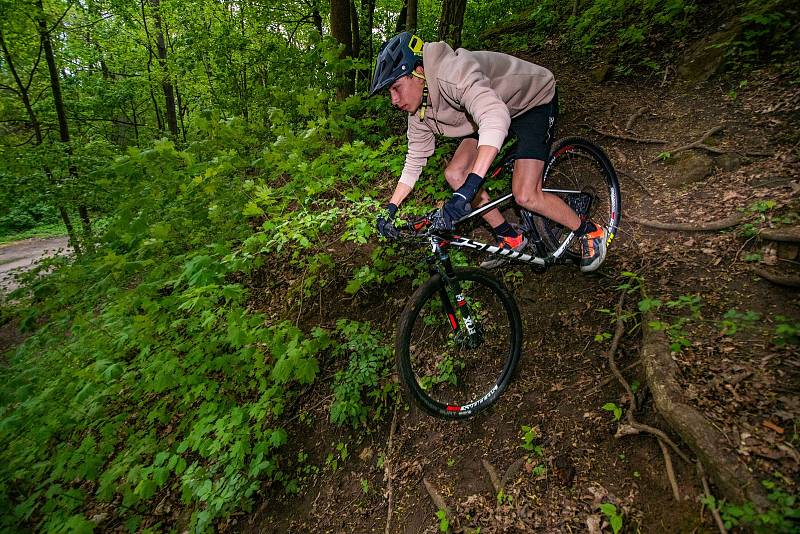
[376,203,400,239]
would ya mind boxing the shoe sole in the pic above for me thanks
[580,228,608,272]
[480,235,528,269]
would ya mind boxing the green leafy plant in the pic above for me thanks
[599,502,624,533]
[704,480,800,532]
[520,425,544,456]
[436,509,450,532]
[720,309,761,336]
[602,402,623,421]
[329,320,395,427]
[774,316,800,346]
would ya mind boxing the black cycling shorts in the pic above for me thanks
[462,87,559,162]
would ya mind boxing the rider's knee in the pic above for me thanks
[513,189,544,211]
[444,165,468,189]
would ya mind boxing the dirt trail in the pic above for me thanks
[0,236,70,294]
[245,52,799,533]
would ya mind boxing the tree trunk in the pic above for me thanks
[312,7,323,36]
[364,0,375,65]
[36,0,91,252]
[0,26,81,255]
[438,0,467,49]
[148,0,178,137]
[350,0,360,60]
[140,0,164,131]
[329,0,354,100]
[406,0,418,33]
[395,0,408,32]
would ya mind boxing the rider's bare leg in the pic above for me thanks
[445,138,507,228]
[511,158,580,231]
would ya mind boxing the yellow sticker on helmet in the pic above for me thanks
[408,35,423,54]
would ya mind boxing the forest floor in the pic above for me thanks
[241,53,800,533]
[1,52,797,534]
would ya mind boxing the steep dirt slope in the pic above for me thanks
[241,55,798,533]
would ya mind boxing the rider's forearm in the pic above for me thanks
[471,144,499,178]
[389,182,414,208]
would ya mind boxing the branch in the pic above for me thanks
[582,123,667,144]
[649,126,723,163]
[47,1,75,35]
[0,83,20,96]
[26,40,44,91]
[626,213,744,231]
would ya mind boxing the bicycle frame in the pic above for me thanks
[424,186,585,269]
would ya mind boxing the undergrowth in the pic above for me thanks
[0,96,429,532]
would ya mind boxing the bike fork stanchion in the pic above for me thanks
[437,251,480,341]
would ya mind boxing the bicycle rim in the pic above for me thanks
[533,137,621,261]
[396,268,522,419]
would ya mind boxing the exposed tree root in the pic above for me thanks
[642,308,770,509]
[759,227,800,243]
[625,106,648,131]
[481,459,501,495]
[751,266,800,288]
[499,457,525,490]
[582,123,667,144]
[605,295,690,498]
[698,461,729,534]
[626,213,744,231]
[659,439,680,501]
[648,126,773,163]
[423,478,457,530]
[384,404,398,534]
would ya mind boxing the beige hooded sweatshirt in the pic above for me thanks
[399,42,555,188]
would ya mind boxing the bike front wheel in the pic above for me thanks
[532,136,622,262]
[395,267,522,419]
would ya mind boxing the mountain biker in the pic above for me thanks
[371,32,607,272]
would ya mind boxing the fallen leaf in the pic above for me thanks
[763,420,785,434]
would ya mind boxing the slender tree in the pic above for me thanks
[395,0,407,32]
[406,0,417,33]
[0,26,81,255]
[438,0,467,49]
[329,0,354,100]
[35,0,93,249]
[148,0,178,137]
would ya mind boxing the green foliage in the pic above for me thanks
[329,320,395,427]
[599,502,624,533]
[602,402,623,421]
[520,425,544,456]
[728,0,800,77]
[774,316,800,346]
[436,509,450,532]
[719,309,760,335]
[646,294,702,352]
[703,480,800,532]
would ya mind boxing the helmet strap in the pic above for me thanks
[418,83,429,121]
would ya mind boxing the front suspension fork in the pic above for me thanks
[430,253,478,337]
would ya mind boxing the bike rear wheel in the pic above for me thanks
[531,136,621,262]
[395,267,522,419]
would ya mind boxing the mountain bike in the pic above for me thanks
[394,136,621,419]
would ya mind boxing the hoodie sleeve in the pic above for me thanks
[439,49,511,150]
[399,115,435,188]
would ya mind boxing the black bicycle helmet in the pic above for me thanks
[369,32,424,96]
